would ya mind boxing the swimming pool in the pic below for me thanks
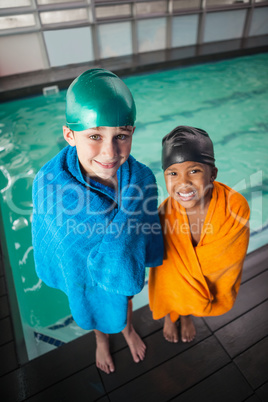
[0,53,267,360]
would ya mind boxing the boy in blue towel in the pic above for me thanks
[32,69,163,374]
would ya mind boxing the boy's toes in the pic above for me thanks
[108,361,115,373]
[96,359,115,374]
[180,316,196,343]
[182,333,191,342]
[102,364,109,374]
[133,353,140,363]
[105,363,114,374]
[164,332,171,342]
[137,348,146,362]
[98,362,107,374]
[182,332,195,342]
[123,325,146,364]
[172,333,179,343]
[164,331,178,343]
[104,356,115,373]
[133,344,146,362]
[163,315,179,343]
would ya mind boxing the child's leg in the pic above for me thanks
[163,313,179,343]
[122,299,146,363]
[94,330,115,374]
[180,315,196,342]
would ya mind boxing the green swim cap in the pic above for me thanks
[66,68,136,131]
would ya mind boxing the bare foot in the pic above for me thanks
[95,330,115,374]
[122,325,146,363]
[180,316,196,342]
[163,314,179,343]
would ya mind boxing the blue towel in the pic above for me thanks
[32,146,163,333]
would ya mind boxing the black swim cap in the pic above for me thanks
[162,126,215,171]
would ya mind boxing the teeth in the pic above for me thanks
[179,191,195,197]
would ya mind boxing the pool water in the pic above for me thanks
[0,53,268,360]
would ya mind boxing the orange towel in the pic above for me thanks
[149,181,250,322]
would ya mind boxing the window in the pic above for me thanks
[204,9,247,42]
[37,0,85,4]
[206,0,250,7]
[172,14,198,47]
[0,0,31,8]
[137,17,166,52]
[98,21,132,58]
[0,14,35,30]
[40,8,88,25]
[95,4,131,20]
[173,0,200,11]
[136,1,167,16]
[249,7,268,36]
[44,27,94,66]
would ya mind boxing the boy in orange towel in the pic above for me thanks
[149,126,250,343]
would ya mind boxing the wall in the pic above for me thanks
[0,0,268,77]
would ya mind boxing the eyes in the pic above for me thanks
[167,169,201,176]
[168,171,177,176]
[116,134,128,140]
[89,134,100,140]
[89,134,129,141]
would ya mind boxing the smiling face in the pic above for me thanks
[63,125,134,185]
[164,161,218,212]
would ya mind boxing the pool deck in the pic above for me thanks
[0,243,268,402]
[1,35,268,102]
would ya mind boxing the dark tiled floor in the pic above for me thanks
[0,244,267,402]
[1,35,268,102]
